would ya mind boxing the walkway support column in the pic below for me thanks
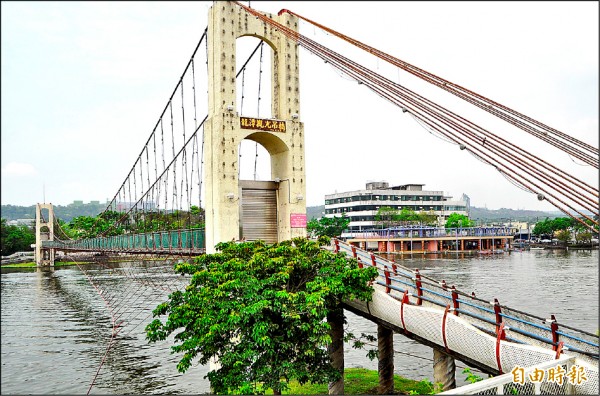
[328,308,344,395]
[378,324,394,394]
[433,348,456,391]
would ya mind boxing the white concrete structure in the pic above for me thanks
[203,2,307,253]
[35,203,55,266]
[325,181,470,238]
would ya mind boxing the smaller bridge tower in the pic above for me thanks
[35,203,55,266]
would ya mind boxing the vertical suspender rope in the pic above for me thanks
[254,42,264,180]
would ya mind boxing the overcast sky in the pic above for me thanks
[2,1,598,212]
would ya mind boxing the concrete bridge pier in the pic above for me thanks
[35,203,55,267]
[377,324,395,394]
[433,348,456,391]
[328,308,345,395]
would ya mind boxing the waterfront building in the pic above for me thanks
[324,181,470,238]
[6,218,35,227]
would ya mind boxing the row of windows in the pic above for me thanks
[446,206,467,211]
[325,194,443,205]
[343,215,444,222]
[326,205,456,214]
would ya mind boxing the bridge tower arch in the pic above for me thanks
[204,2,306,253]
[35,203,55,266]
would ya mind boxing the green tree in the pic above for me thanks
[307,214,350,238]
[398,207,419,223]
[1,218,35,256]
[374,206,400,228]
[145,237,378,395]
[532,218,553,236]
[417,210,438,226]
[555,229,571,245]
[533,217,578,237]
[551,217,574,231]
[575,232,592,244]
[444,213,473,228]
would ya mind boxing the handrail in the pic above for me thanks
[333,238,599,362]
[41,228,206,255]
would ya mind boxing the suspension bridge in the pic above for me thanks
[32,1,598,394]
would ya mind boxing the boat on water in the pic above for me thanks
[530,246,545,250]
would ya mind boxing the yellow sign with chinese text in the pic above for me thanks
[240,117,286,133]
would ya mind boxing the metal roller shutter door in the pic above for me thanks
[241,188,278,244]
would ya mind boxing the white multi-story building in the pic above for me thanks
[324,181,470,238]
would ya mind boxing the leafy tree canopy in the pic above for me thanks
[307,214,350,238]
[374,207,439,228]
[375,206,401,228]
[145,237,377,395]
[555,229,572,244]
[575,232,592,243]
[1,218,35,256]
[444,213,474,228]
[531,217,581,236]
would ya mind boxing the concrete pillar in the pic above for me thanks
[204,1,306,253]
[328,308,345,395]
[433,348,456,391]
[378,324,394,394]
[35,203,55,266]
[387,240,394,252]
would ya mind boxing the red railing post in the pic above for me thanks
[334,238,340,253]
[495,322,507,374]
[384,269,391,294]
[414,269,423,306]
[400,290,411,335]
[549,314,560,351]
[442,305,452,353]
[555,341,564,359]
[370,252,377,267]
[451,286,459,316]
[493,298,502,334]
[351,244,357,259]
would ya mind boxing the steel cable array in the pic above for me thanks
[45,4,599,392]
[235,2,598,232]
[51,24,280,393]
[282,9,599,169]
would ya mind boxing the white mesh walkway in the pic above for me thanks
[334,239,599,394]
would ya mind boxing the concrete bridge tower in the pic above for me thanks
[203,1,306,253]
[35,203,55,266]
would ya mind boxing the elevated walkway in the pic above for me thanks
[333,239,598,394]
[42,228,205,256]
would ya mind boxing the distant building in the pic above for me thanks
[115,201,156,212]
[7,219,35,227]
[325,181,470,238]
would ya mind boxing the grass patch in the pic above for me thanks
[266,368,439,395]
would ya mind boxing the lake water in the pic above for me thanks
[1,249,597,394]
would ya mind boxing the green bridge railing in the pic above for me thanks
[42,228,205,254]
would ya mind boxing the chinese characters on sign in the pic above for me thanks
[290,213,307,228]
[240,117,286,133]
[511,364,587,386]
